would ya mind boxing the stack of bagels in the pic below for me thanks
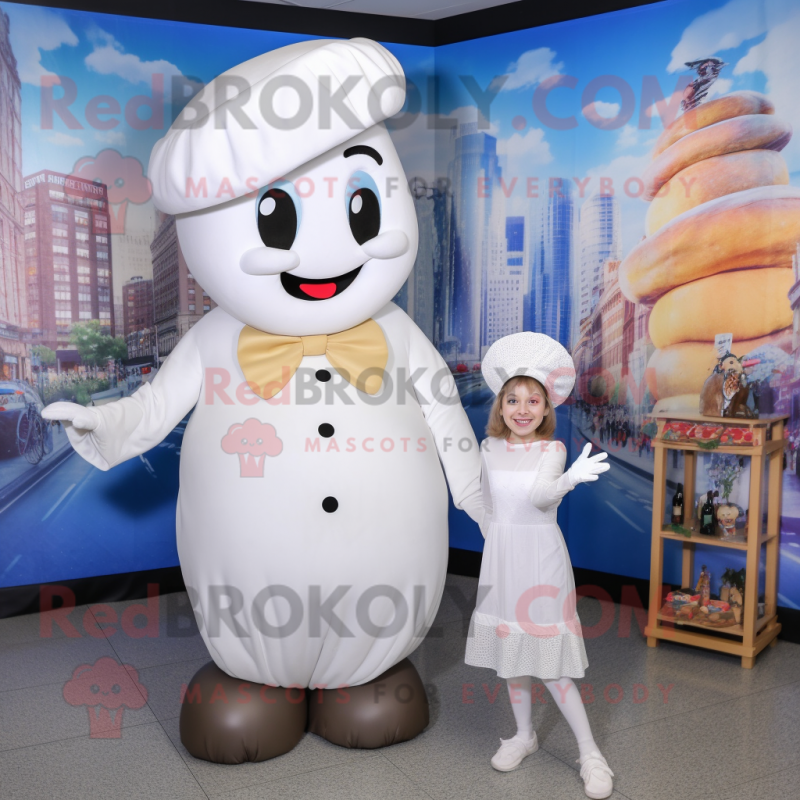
[619,90,798,413]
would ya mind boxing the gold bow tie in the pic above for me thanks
[237,318,388,400]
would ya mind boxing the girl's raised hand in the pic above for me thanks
[568,443,610,485]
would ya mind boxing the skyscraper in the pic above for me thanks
[0,10,26,380]
[525,179,575,348]
[484,215,525,347]
[578,193,620,327]
[449,123,501,362]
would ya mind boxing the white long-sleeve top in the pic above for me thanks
[478,438,577,537]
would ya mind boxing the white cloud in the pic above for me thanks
[46,131,84,147]
[667,0,798,72]
[732,9,800,171]
[497,127,553,167]
[708,77,733,98]
[734,44,761,75]
[95,130,127,146]
[84,28,188,92]
[616,124,639,150]
[503,47,564,91]
[616,122,659,151]
[582,100,620,119]
[5,5,78,85]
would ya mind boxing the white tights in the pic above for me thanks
[506,676,598,759]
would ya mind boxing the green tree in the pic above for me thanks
[103,337,128,362]
[69,320,108,367]
[31,345,56,366]
[69,321,127,367]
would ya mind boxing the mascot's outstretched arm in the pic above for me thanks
[42,326,203,471]
[406,317,483,525]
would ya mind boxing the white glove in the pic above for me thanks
[42,401,100,432]
[568,443,610,485]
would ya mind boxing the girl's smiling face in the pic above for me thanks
[501,382,549,443]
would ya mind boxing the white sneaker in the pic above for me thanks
[578,751,614,799]
[490,733,538,772]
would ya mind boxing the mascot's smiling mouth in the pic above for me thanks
[280,265,362,301]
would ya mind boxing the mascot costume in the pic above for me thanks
[44,38,483,763]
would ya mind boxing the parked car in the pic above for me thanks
[0,381,50,458]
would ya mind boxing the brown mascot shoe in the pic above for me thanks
[180,662,308,763]
[307,658,429,748]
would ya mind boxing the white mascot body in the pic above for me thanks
[45,38,482,760]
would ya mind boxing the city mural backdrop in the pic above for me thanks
[1,0,799,610]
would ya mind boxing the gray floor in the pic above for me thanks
[2,574,799,800]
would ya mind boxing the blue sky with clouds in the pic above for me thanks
[2,2,432,184]
[4,0,799,255]
[435,0,800,252]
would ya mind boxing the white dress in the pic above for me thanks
[465,437,589,680]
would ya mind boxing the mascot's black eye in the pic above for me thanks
[257,189,297,250]
[348,188,380,245]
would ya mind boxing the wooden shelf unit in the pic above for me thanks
[645,413,786,668]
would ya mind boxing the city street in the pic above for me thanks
[0,421,185,588]
[561,413,657,579]
[0,422,71,493]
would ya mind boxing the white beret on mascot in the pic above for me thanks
[43,38,484,763]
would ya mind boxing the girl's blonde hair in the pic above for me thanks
[486,375,556,440]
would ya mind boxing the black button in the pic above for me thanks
[322,496,338,513]
[315,369,331,382]
[318,423,334,438]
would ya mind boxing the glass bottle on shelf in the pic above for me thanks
[696,565,711,607]
[671,483,684,524]
[700,491,715,536]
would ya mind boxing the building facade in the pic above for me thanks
[21,171,113,361]
[397,185,438,345]
[484,214,524,347]
[122,275,154,338]
[126,328,156,361]
[150,213,216,362]
[578,193,620,330]
[449,123,501,362]
[578,257,653,422]
[0,10,27,380]
[112,228,155,336]
[525,180,575,348]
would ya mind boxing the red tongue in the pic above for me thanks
[300,283,337,299]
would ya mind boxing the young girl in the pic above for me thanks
[465,332,614,799]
